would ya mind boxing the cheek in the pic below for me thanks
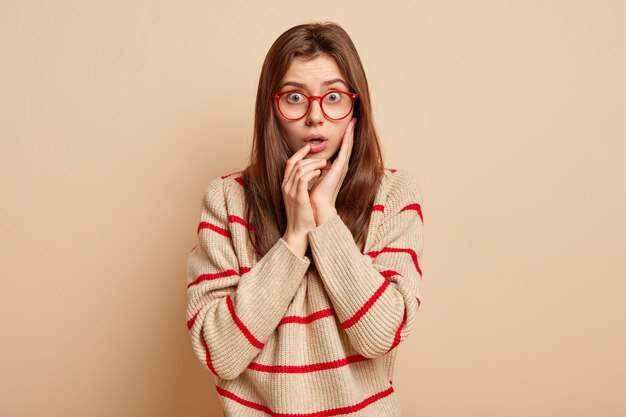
[275,114,287,133]
[277,124,302,154]
[280,125,298,142]
[276,118,292,139]
[275,108,293,135]
[336,123,349,140]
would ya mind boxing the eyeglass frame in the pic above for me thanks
[271,89,359,121]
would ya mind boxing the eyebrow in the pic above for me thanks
[278,78,349,91]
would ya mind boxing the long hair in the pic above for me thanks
[242,21,385,258]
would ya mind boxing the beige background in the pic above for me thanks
[1,0,625,416]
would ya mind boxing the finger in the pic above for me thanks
[297,168,321,199]
[319,119,356,204]
[340,121,355,180]
[288,159,328,196]
[319,159,332,171]
[344,118,356,162]
[286,152,325,190]
[330,119,356,172]
[290,159,326,194]
[285,148,323,195]
[284,143,316,184]
[343,118,356,163]
[283,143,311,185]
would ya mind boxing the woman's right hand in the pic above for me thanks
[281,144,327,255]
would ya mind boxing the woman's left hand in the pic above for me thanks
[309,117,357,226]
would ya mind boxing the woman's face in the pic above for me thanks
[274,53,355,161]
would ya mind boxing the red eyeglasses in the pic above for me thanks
[272,90,359,121]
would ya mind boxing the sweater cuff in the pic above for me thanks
[234,236,312,335]
[307,212,387,308]
[308,212,358,256]
[253,237,311,307]
[278,237,311,264]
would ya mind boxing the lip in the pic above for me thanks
[304,133,328,142]
[304,134,328,153]
[306,140,327,153]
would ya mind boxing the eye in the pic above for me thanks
[324,91,343,103]
[286,92,305,103]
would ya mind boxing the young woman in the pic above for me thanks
[186,21,424,417]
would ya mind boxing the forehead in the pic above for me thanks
[281,54,344,83]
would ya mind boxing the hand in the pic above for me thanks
[309,117,357,225]
[282,143,328,245]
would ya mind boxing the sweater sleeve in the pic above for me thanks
[186,177,311,380]
[307,169,424,358]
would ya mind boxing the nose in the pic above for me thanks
[305,98,324,125]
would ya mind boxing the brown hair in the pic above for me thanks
[242,21,385,258]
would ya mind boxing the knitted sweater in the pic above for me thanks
[186,167,424,417]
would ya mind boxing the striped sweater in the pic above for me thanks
[186,167,424,416]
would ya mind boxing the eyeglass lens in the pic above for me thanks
[278,92,354,119]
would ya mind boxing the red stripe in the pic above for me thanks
[279,308,334,325]
[386,309,407,353]
[198,221,231,237]
[226,295,264,349]
[385,168,397,173]
[215,385,395,417]
[371,204,385,212]
[380,269,402,284]
[416,296,421,307]
[187,294,230,330]
[187,266,250,289]
[380,247,421,277]
[200,330,219,378]
[400,202,423,222]
[215,386,274,414]
[342,279,390,329]
[380,270,400,281]
[235,176,245,186]
[197,302,385,329]
[187,269,239,288]
[248,354,368,374]
[187,310,199,330]
[366,247,421,277]
[220,171,242,179]
[228,214,254,230]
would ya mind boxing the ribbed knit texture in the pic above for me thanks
[186,167,424,417]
